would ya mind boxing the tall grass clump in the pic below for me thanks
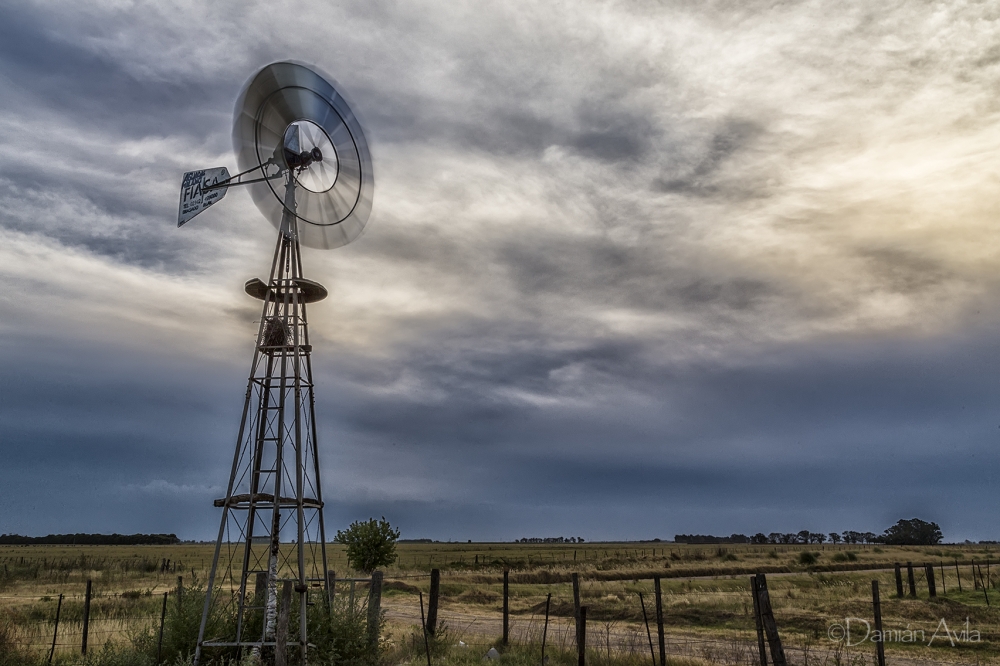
[0,617,42,666]
[307,591,384,666]
[157,582,237,665]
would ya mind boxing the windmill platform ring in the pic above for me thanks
[233,61,374,249]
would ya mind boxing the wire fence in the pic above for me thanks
[4,566,997,664]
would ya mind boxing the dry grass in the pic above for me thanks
[1,542,998,664]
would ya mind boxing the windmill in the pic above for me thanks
[178,61,374,665]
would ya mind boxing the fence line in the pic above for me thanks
[4,566,996,663]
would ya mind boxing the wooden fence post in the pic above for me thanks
[750,576,768,666]
[906,562,916,597]
[754,574,787,666]
[368,571,384,649]
[872,581,885,666]
[81,579,92,655]
[572,572,582,649]
[940,561,946,595]
[541,593,551,666]
[157,591,168,664]
[639,592,657,666]
[275,580,293,666]
[894,563,903,597]
[578,606,587,666]
[972,559,978,590]
[48,593,63,665]
[327,570,336,609]
[418,592,432,666]
[955,558,962,592]
[925,564,936,597]
[653,576,665,666]
[976,565,990,606]
[426,569,440,636]
[503,568,509,646]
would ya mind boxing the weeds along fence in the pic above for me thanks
[378,566,999,666]
[2,589,161,659]
[3,561,998,665]
[1,576,189,660]
[1,574,380,661]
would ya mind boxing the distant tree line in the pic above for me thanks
[0,533,181,545]
[517,536,585,543]
[675,534,751,544]
[675,519,943,547]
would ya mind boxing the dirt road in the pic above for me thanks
[382,599,976,666]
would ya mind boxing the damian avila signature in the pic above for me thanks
[828,617,981,647]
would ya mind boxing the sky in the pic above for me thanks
[1,0,999,542]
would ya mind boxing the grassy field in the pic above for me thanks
[1,541,998,664]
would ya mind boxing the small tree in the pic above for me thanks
[335,517,401,573]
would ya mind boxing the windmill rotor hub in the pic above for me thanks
[281,119,339,192]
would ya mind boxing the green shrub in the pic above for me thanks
[799,552,818,565]
[335,518,400,574]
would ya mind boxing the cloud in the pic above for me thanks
[125,480,223,497]
[2,0,1000,541]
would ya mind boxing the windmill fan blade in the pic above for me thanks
[233,61,374,249]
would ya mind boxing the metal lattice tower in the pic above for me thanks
[195,174,330,664]
[179,61,375,666]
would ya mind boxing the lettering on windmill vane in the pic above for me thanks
[181,170,224,215]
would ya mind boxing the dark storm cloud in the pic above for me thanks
[311,324,1000,540]
[494,230,780,315]
[0,332,242,536]
[0,2,235,139]
[0,2,270,274]
[359,89,659,163]
[3,0,1000,544]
